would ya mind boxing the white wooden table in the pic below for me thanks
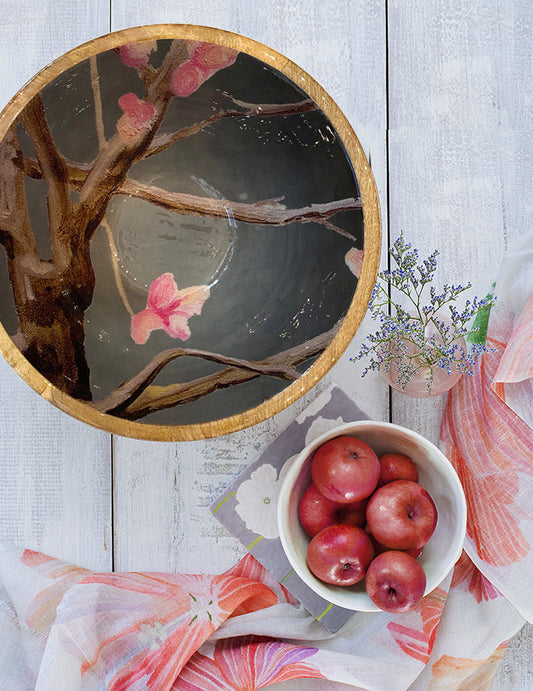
[0,1,531,688]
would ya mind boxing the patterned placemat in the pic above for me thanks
[210,385,369,632]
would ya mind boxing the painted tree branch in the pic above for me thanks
[16,80,354,236]
[20,96,317,181]
[137,64,158,89]
[72,39,190,244]
[0,125,93,397]
[0,127,42,259]
[0,41,193,399]
[117,180,361,234]
[92,347,302,416]
[145,96,317,158]
[19,95,74,263]
[20,157,361,236]
[95,322,340,420]
[89,55,106,147]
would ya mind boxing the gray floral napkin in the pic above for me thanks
[210,385,369,632]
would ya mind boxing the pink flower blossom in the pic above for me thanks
[33,567,277,690]
[387,587,448,665]
[169,61,208,98]
[131,273,210,344]
[20,551,91,636]
[174,637,325,690]
[191,43,238,71]
[116,92,157,142]
[451,550,502,602]
[345,247,364,278]
[170,43,238,97]
[119,41,157,68]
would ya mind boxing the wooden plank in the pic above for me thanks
[387,0,531,438]
[0,360,112,570]
[110,0,389,573]
[0,1,110,110]
[387,128,529,441]
[0,1,112,570]
[387,1,532,686]
[493,621,533,690]
[387,0,531,442]
[387,0,531,130]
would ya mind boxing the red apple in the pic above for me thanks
[364,526,389,556]
[366,480,437,550]
[311,436,380,504]
[408,546,424,559]
[365,551,426,612]
[306,524,375,586]
[377,453,418,487]
[365,525,423,559]
[299,483,367,537]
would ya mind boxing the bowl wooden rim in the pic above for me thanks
[0,24,381,441]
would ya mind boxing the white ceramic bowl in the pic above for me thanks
[277,420,467,611]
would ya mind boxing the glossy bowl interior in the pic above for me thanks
[277,420,467,611]
[0,25,380,440]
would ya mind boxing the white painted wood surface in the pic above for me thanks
[0,0,112,572]
[0,0,531,688]
[385,2,533,687]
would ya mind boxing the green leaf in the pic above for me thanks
[467,283,496,345]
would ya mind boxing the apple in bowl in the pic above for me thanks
[311,436,380,503]
[366,480,438,551]
[377,453,418,487]
[277,420,467,613]
[303,467,437,610]
[306,524,375,586]
[299,482,367,537]
[365,550,426,613]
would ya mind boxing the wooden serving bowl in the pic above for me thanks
[0,25,380,440]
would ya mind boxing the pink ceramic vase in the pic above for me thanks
[382,315,466,398]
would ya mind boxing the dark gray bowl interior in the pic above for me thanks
[0,38,364,426]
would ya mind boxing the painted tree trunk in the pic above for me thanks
[8,246,95,399]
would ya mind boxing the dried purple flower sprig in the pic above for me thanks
[352,234,496,392]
